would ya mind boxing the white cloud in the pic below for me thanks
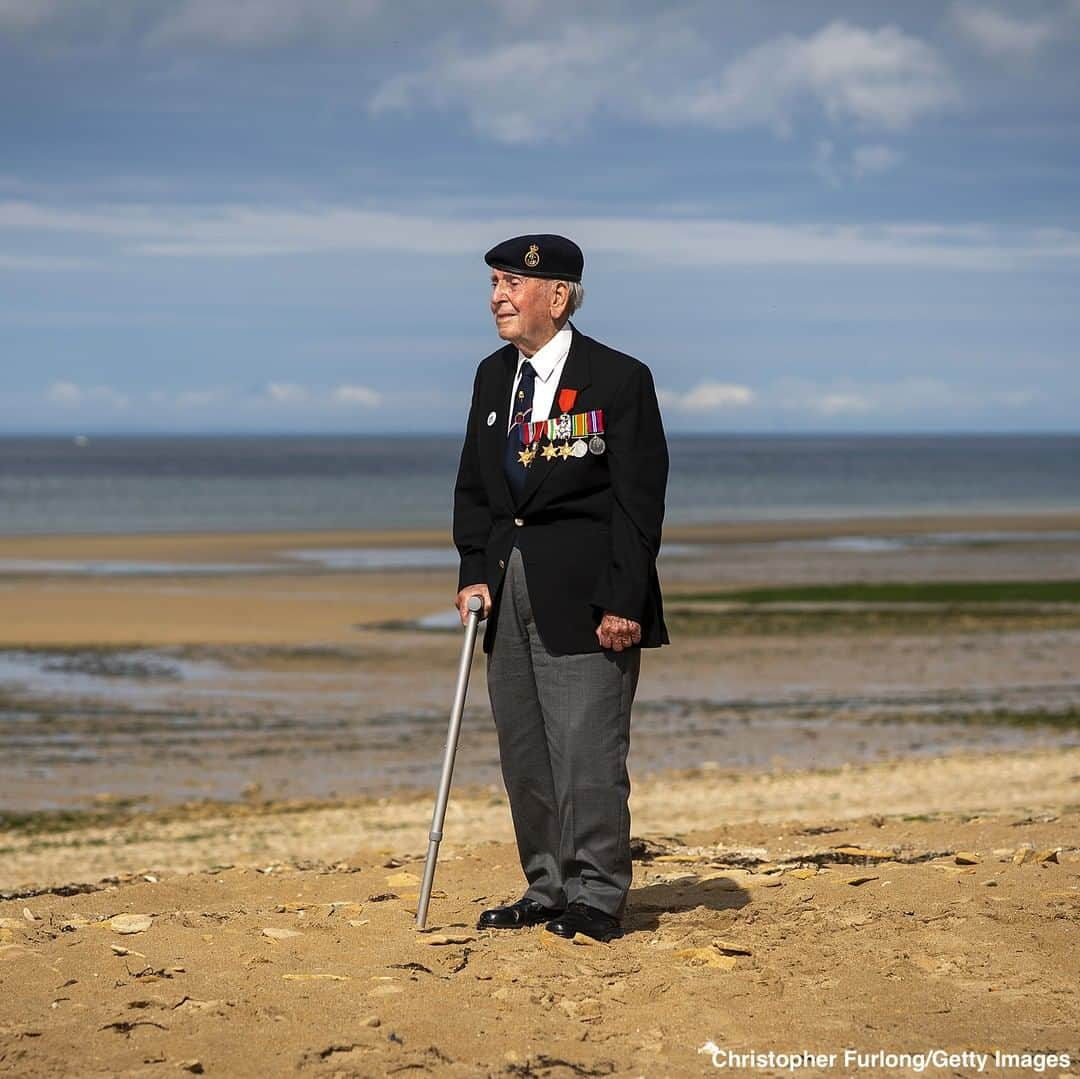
[808,391,876,416]
[44,380,129,409]
[332,384,381,407]
[951,3,1057,58]
[44,383,391,416]
[146,388,230,408]
[45,380,81,405]
[371,21,656,144]
[853,143,903,177]
[774,376,1043,418]
[991,387,1043,407]
[5,199,1080,271]
[660,20,956,135]
[813,141,901,186]
[372,18,955,144]
[657,377,1048,423]
[660,382,756,412]
[176,388,229,407]
[263,382,308,404]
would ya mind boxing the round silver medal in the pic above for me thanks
[571,439,588,458]
[486,411,497,426]
[588,435,606,455]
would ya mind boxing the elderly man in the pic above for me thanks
[453,233,668,943]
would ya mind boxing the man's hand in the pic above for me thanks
[455,583,492,626]
[596,612,642,652]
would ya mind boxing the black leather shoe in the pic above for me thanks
[544,901,622,942]
[477,897,565,930]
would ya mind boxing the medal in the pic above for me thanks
[541,442,558,461]
[522,409,604,446]
[588,436,606,455]
[558,442,574,459]
[517,447,536,467]
[571,439,588,458]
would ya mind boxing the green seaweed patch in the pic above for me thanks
[0,800,144,835]
[666,607,1080,636]
[911,707,1080,730]
[673,579,1080,604]
[0,793,396,839]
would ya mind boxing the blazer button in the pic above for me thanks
[498,558,505,569]
[514,517,524,527]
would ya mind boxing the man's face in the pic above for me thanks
[490,269,555,354]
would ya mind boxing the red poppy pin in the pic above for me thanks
[558,388,578,413]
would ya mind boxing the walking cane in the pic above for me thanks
[416,593,484,929]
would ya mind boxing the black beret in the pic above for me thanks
[484,233,583,282]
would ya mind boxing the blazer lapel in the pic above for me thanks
[482,344,518,507]
[517,325,593,509]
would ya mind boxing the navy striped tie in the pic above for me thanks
[504,360,536,500]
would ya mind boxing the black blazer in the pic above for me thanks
[453,325,670,655]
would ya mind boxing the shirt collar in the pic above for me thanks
[517,323,572,383]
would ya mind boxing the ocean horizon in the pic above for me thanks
[1,432,1078,536]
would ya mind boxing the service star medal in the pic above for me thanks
[555,412,572,440]
[517,446,536,467]
[541,442,558,461]
[524,243,540,269]
[558,441,574,459]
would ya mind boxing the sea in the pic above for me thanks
[1,433,1078,537]
[4,432,1080,809]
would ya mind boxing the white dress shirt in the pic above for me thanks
[507,323,573,434]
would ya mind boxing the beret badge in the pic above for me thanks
[523,244,541,269]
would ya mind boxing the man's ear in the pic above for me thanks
[550,281,569,318]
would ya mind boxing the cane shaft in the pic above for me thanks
[416,599,482,928]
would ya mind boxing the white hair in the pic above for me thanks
[563,280,585,315]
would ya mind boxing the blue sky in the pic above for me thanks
[2,0,1078,434]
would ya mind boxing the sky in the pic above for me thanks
[2,0,1078,434]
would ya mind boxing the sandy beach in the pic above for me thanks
[2,513,1079,1076]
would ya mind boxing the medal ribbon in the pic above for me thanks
[522,409,604,446]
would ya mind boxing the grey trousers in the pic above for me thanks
[486,545,641,919]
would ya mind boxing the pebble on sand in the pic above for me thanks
[110,914,153,935]
[418,933,475,946]
[385,871,421,889]
[262,927,303,940]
